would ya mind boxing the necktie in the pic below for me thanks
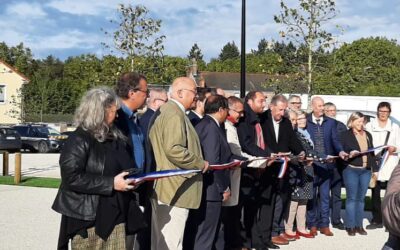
[255,122,265,150]
[316,118,321,126]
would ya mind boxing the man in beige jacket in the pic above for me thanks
[149,77,209,250]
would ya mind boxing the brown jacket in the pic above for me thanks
[382,164,400,237]
[149,100,204,209]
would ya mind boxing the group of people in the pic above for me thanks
[51,72,400,250]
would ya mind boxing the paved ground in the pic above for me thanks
[0,153,389,249]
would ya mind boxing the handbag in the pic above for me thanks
[370,131,391,188]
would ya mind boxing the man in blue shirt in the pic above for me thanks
[114,72,149,250]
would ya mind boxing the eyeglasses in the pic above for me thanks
[180,88,197,96]
[230,109,244,116]
[155,98,168,103]
[290,102,302,105]
[134,88,150,97]
[378,110,390,113]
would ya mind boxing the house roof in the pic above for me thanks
[0,59,30,82]
[198,71,275,92]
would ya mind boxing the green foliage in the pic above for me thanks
[103,4,165,71]
[187,43,204,61]
[274,0,341,96]
[314,37,400,96]
[219,41,240,61]
[0,42,37,77]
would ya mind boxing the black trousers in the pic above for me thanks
[272,178,291,236]
[221,206,242,249]
[251,190,276,248]
[370,181,385,223]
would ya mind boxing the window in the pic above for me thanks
[0,85,5,103]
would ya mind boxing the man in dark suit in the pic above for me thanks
[139,88,168,137]
[191,95,246,250]
[114,72,149,250]
[237,91,272,250]
[306,97,348,237]
[187,87,212,127]
[261,95,304,246]
[324,102,347,230]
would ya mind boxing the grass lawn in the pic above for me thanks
[0,176,60,188]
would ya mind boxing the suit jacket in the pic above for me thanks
[259,110,303,196]
[139,108,155,138]
[196,115,245,201]
[149,100,205,209]
[188,110,202,127]
[237,103,271,157]
[306,114,343,169]
[114,108,136,167]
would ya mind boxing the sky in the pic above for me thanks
[1,0,399,62]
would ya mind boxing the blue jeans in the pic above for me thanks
[342,167,371,228]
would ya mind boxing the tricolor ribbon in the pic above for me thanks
[127,169,201,182]
[277,157,289,179]
[208,160,242,170]
[378,150,390,171]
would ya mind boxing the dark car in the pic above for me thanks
[0,126,22,152]
[12,124,67,153]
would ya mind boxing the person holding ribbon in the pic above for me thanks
[340,112,378,236]
[52,87,145,250]
[260,94,304,246]
[284,110,315,239]
[365,101,400,230]
[148,77,209,250]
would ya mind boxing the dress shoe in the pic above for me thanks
[310,226,318,236]
[271,235,289,245]
[281,232,298,241]
[355,227,368,235]
[332,222,345,230]
[266,241,281,249]
[346,228,356,236]
[366,221,383,230]
[297,231,315,238]
[319,227,334,236]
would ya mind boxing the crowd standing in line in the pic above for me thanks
[53,72,400,250]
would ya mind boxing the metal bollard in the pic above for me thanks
[14,153,21,184]
[3,151,9,176]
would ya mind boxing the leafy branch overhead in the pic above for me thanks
[274,0,342,97]
[102,4,165,71]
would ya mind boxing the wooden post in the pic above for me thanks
[3,151,9,176]
[14,153,21,184]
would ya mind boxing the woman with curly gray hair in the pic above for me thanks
[52,87,145,250]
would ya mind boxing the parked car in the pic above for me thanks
[12,124,67,153]
[0,126,22,153]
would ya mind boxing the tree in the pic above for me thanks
[274,0,341,98]
[219,41,240,61]
[187,43,203,61]
[103,4,165,71]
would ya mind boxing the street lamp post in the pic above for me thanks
[240,0,246,98]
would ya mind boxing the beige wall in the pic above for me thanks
[0,62,26,124]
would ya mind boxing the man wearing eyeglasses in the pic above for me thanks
[288,95,302,111]
[140,88,168,137]
[114,72,149,249]
[149,77,209,250]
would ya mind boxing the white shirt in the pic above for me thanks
[312,114,324,125]
[365,118,400,181]
[272,118,281,143]
[192,110,203,119]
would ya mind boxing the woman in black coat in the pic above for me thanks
[52,87,145,250]
[340,112,378,236]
